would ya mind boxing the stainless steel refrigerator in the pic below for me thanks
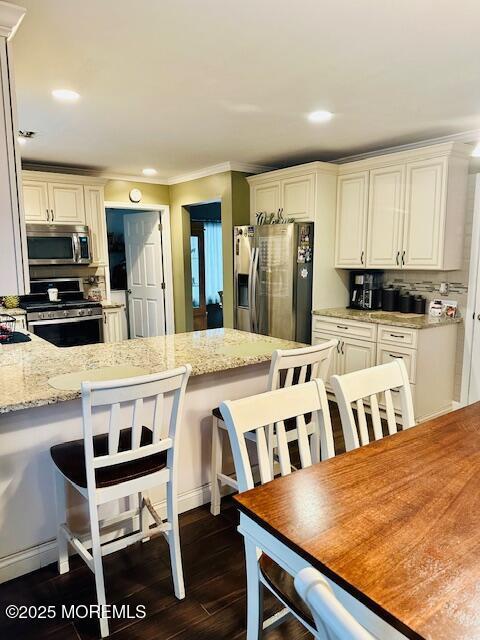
[234,223,314,342]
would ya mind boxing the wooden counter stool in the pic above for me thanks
[210,340,337,515]
[50,365,191,638]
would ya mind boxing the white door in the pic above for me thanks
[23,181,49,223]
[47,182,86,224]
[281,174,315,220]
[124,211,166,338]
[334,172,369,267]
[366,165,405,269]
[402,158,447,269]
[251,181,281,222]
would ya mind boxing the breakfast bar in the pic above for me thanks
[0,328,302,581]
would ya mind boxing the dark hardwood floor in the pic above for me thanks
[0,404,353,640]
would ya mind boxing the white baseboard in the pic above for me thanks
[0,483,213,584]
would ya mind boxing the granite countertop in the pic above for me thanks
[101,301,124,309]
[0,328,303,413]
[0,307,26,316]
[313,308,462,330]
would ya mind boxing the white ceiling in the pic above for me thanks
[12,0,480,180]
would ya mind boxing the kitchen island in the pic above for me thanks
[0,328,303,581]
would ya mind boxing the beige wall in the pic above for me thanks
[104,180,170,205]
[168,171,250,333]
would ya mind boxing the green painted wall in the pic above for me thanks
[168,171,250,333]
[104,180,170,205]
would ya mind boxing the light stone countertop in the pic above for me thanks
[0,307,26,316]
[313,308,462,330]
[0,328,304,413]
[101,301,124,309]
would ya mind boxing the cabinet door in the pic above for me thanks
[281,174,315,220]
[311,331,342,390]
[251,181,281,221]
[366,165,405,269]
[341,336,376,376]
[84,186,107,265]
[334,172,369,267]
[22,180,49,223]
[47,182,86,224]
[402,158,447,269]
[103,309,122,343]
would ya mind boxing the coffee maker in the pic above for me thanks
[349,271,384,310]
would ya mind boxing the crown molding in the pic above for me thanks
[332,129,479,164]
[0,1,25,39]
[22,160,276,186]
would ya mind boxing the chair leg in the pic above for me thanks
[138,492,150,542]
[54,470,69,575]
[210,416,223,516]
[166,477,185,599]
[245,538,263,640]
[88,499,109,638]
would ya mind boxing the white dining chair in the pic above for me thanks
[210,340,337,515]
[50,365,191,638]
[295,568,374,640]
[220,379,335,639]
[331,359,415,452]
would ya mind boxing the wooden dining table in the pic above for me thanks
[234,402,480,640]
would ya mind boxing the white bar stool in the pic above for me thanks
[209,340,337,515]
[50,365,191,638]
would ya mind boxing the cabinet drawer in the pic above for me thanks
[377,343,417,384]
[377,325,418,349]
[313,316,377,342]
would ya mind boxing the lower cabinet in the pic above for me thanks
[312,315,458,423]
[102,308,123,343]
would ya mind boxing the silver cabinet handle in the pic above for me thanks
[396,251,400,266]
[46,208,50,222]
[360,251,364,265]
[401,250,405,267]
[50,209,54,222]
[340,341,344,355]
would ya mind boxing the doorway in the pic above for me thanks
[188,202,223,330]
[105,204,174,337]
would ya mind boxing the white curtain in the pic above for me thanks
[204,221,223,304]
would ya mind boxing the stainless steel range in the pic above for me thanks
[21,278,102,347]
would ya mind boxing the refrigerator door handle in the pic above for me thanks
[253,248,260,333]
[247,247,255,332]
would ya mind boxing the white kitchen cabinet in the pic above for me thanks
[366,165,405,269]
[334,171,369,267]
[313,313,458,423]
[84,186,107,266]
[102,308,123,343]
[47,182,85,224]
[250,181,281,220]
[281,173,315,220]
[22,181,50,223]
[402,157,446,269]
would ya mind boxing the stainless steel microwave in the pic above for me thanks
[26,224,92,266]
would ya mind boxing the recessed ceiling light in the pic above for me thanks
[307,110,334,123]
[472,143,480,157]
[142,168,157,177]
[52,89,80,102]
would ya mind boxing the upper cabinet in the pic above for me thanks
[281,173,315,221]
[250,181,281,219]
[334,172,369,267]
[23,175,87,224]
[335,142,470,271]
[84,185,108,266]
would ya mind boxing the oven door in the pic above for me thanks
[29,317,102,347]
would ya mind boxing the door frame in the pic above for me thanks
[105,201,175,334]
[461,174,480,405]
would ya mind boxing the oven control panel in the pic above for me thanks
[27,307,103,322]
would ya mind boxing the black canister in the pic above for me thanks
[412,295,426,315]
[399,292,413,313]
[382,287,399,312]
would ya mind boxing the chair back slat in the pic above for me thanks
[369,394,383,440]
[131,398,144,449]
[356,399,369,446]
[383,390,397,434]
[108,402,121,455]
[331,360,415,452]
[283,367,295,389]
[220,379,334,492]
[81,366,191,485]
